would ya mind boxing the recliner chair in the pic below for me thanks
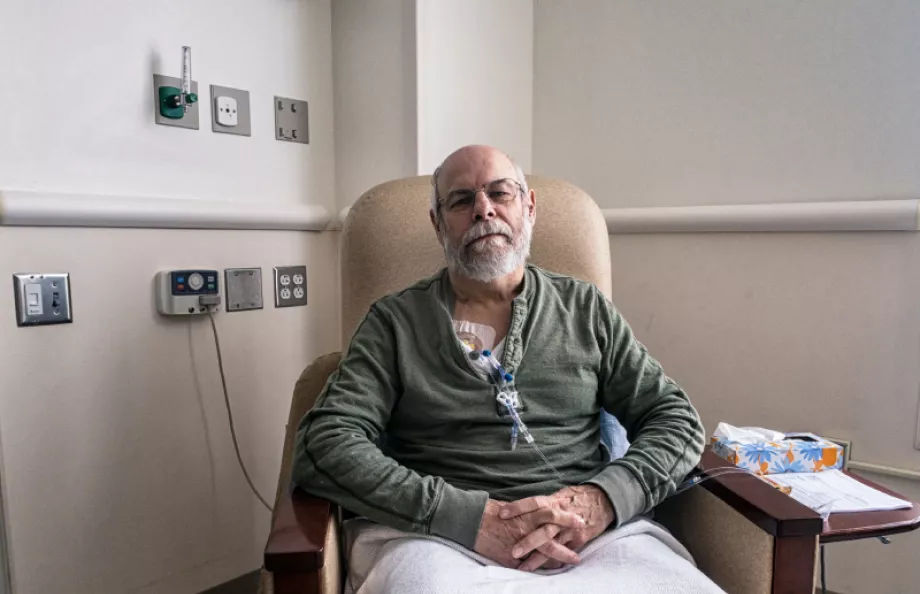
[260,176,822,594]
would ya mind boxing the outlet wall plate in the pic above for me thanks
[211,84,251,136]
[225,268,263,312]
[13,272,73,326]
[153,74,200,130]
[274,97,309,144]
[273,265,307,307]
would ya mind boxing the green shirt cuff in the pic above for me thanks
[584,463,648,527]
[429,484,489,549]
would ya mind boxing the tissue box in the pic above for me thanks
[711,432,844,475]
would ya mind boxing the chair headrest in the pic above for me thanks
[340,174,611,343]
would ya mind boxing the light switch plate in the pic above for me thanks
[273,265,307,307]
[153,74,200,130]
[13,273,73,326]
[274,97,309,144]
[211,84,251,136]
[225,268,263,312]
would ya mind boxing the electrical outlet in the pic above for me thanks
[210,84,251,136]
[215,96,238,127]
[274,97,309,144]
[273,266,307,307]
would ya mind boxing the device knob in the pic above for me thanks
[188,273,204,290]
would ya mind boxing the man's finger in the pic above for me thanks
[567,534,587,552]
[511,524,560,560]
[529,507,585,529]
[518,531,577,572]
[518,552,551,572]
[499,495,550,519]
[535,539,581,566]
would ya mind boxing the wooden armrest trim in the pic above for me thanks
[698,448,824,538]
[264,486,333,573]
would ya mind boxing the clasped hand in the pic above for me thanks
[473,485,616,572]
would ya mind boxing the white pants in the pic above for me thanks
[343,518,725,594]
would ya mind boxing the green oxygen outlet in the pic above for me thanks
[157,46,198,119]
[158,86,198,119]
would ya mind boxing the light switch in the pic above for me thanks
[25,284,42,314]
[13,273,72,327]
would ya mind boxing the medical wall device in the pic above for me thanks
[155,269,221,315]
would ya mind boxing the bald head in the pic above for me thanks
[430,145,528,214]
[428,145,536,283]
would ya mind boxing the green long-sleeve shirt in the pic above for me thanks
[292,265,705,549]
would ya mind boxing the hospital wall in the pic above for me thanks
[533,2,920,592]
[0,1,338,593]
[2,1,919,593]
[331,0,417,214]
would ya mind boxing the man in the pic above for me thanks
[293,145,720,593]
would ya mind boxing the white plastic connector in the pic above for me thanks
[215,96,238,127]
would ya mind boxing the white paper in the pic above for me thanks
[712,422,785,444]
[769,470,912,514]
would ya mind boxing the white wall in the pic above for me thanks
[0,0,334,211]
[0,1,337,592]
[332,0,417,208]
[534,0,920,209]
[608,232,920,594]
[533,2,920,592]
[0,229,340,594]
[416,0,533,174]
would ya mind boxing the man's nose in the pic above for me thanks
[472,190,496,221]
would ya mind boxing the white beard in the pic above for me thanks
[441,213,533,283]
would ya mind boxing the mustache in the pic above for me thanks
[463,221,513,247]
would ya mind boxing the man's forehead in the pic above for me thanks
[440,149,516,189]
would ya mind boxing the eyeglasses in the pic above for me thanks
[437,177,524,215]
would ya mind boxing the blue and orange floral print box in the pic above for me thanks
[712,432,844,475]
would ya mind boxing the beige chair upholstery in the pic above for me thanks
[340,175,611,344]
[655,485,775,594]
[262,175,799,594]
[261,353,344,594]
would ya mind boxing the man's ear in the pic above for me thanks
[430,209,442,241]
[526,189,537,221]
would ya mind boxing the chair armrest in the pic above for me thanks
[264,486,334,573]
[696,448,824,537]
[656,448,824,594]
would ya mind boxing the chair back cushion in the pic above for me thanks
[340,175,612,344]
